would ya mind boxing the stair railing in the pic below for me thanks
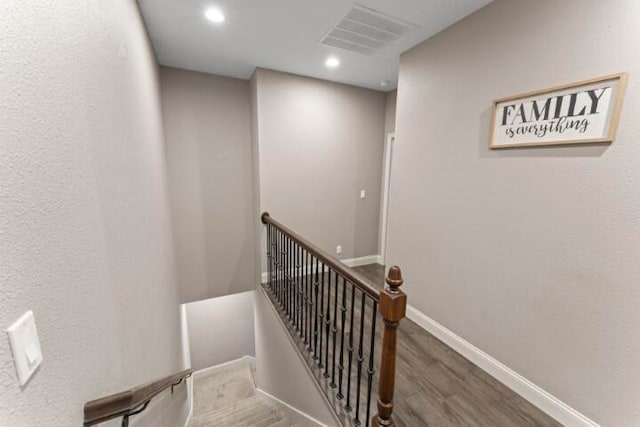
[83,368,192,426]
[261,212,406,427]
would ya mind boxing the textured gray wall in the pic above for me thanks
[185,291,256,371]
[389,1,640,425]
[384,90,397,136]
[0,1,185,425]
[160,66,257,303]
[254,289,339,426]
[254,68,387,260]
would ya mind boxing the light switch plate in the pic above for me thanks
[360,190,366,199]
[6,311,42,386]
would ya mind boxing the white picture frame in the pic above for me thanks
[489,73,627,149]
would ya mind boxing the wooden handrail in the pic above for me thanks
[261,212,380,301]
[83,368,192,426]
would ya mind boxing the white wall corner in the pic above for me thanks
[405,305,599,427]
[179,304,193,427]
[184,376,193,427]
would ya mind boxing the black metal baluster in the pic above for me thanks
[284,236,291,320]
[293,243,298,329]
[337,277,347,399]
[302,250,308,344]
[330,271,339,388]
[279,231,284,304]
[345,283,356,412]
[313,257,320,358]
[280,233,287,311]
[288,237,292,320]
[365,300,378,423]
[283,235,287,312]
[307,252,313,349]
[270,225,276,290]
[288,237,293,319]
[287,237,291,315]
[290,239,294,322]
[300,246,307,332]
[275,230,280,300]
[294,243,297,326]
[266,224,271,289]
[301,248,306,339]
[288,238,292,320]
[318,263,325,367]
[277,231,280,302]
[277,232,283,305]
[323,269,332,377]
[283,234,287,312]
[354,290,366,426]
[296,244,302,332]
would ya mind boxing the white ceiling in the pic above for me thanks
[138,0,492,91]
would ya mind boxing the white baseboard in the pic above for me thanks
[341,254,382,267]
[256,388,327,427]
[405,305,599,427]
[193,355,255,379]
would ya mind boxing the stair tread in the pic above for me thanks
[190,360,300,427]
[192,395,296,426]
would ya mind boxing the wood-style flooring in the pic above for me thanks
[351,264,561,427]
[262,263,560,426]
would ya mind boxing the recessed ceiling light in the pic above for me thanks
[325,57,340,68]
[205,8,225,23]
[380,80,390,87]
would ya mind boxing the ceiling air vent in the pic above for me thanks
[319,4,418,56]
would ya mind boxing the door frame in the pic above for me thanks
[379,132,395,265]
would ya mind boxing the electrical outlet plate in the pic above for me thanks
[6,311,43,386]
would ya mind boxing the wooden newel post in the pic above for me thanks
[372,266,406,427]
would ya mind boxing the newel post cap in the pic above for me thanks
[385,266,403,293]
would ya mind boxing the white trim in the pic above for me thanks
[184,376,193,427]
[179,304,193,427]
[192,355,255,379]
[341,255,382,267]
[405,304,599,427]
[255,388,327,427]
[379,133,395,265]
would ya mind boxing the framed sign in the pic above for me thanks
[489,73,627,149]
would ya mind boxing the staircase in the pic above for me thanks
[190,359,301,427]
